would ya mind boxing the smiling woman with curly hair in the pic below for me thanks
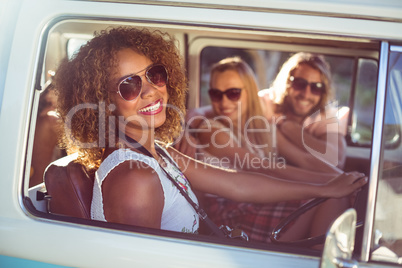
[52,26,366,236]
[55,27,186,170]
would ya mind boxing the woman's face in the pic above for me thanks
[111,48,168,136]
[210,70,248,126]
[286,64,322,119]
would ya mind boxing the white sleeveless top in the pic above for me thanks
[91,146,199,233]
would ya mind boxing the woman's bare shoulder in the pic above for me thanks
[103,160,160,191]
[102,160,164,227]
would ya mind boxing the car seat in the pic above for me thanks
[44,153,94,219]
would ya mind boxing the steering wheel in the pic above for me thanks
[270,186,367,248]
[270,197,328,247]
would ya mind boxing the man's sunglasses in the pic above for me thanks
[289,76,325,96]
[208,88,242,102]
[114,64,168,101]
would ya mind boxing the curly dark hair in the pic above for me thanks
[54,27,187,170]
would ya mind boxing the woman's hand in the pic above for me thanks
[321,171,367,198]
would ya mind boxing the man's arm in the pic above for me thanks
[277,120,346,172]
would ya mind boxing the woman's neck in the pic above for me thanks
[121,127,157,157]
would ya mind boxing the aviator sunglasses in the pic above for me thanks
[289,76,325,96]
[208,88,242,102]
[114,64,168,101]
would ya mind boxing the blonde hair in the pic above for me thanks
[210,56,273,155]
[271,52,333,116]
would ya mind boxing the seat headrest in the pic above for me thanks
[44,153,94,219]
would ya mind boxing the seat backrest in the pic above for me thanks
[44,153,94,219]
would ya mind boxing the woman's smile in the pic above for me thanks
[210,70,248,125]
[112,48,168,133]
[138,99,164,115]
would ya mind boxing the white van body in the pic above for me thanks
[1,0,402,267]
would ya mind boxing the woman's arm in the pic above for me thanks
[167,147,367,204]
[197,125,340,183]
[102,161,164,228]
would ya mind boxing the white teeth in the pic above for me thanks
[221,108,234,114]
[139,101,161,113]
[298,100,311,107]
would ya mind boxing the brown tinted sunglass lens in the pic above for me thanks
[119,75,142,101]
[147,65,168,87]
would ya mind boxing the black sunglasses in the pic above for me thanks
[208,88,242,102]
[289,76,325,96]
[114,64,168,101]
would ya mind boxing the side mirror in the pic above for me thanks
[320,208,358,268]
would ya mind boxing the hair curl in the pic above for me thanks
[54,27,187,171]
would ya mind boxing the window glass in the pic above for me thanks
[199,47,287,106]
[350,58,378,146]
[200,47,382,149]
[28,19,383,256]
[200,47,355,107]
[67,38,89,59]
[372,48,402,263]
